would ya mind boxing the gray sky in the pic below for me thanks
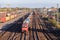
[0,0,60,8]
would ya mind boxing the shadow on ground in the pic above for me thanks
[0,13,30,33]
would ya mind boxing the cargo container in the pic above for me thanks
[6,16,10,21]
[10,15,15,19]
[0,12,7,23]
[0,17,6,23]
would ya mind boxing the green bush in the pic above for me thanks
[52,20,57,26]
[49,19,57,26]
[49,19,60,29]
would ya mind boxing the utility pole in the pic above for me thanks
[57,3,59,25]
[0,4,1,8]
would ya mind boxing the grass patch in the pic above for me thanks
[49,19,60,29]
[48,19,57,26]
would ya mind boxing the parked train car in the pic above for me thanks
[5,13,11,21]
[0,10,21,23]
[0,12,6,23]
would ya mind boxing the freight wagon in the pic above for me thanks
[0,10,21,23]
[0,12,6,23]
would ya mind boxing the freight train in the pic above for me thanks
[0,10,22,23]
[22,12,33,32]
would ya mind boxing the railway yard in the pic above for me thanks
[0,9,60,40]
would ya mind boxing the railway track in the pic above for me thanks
[38,12,60,40]
[0,13,30,40]
[0,11,60,40]
[33,12,47,40]
[32,11,60,40]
